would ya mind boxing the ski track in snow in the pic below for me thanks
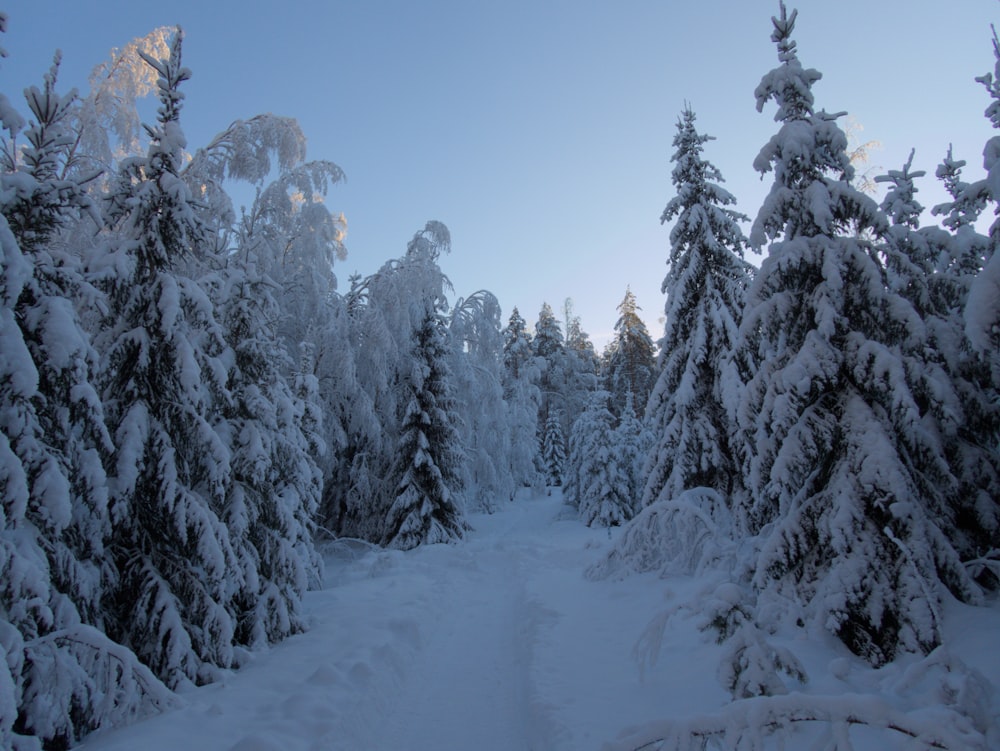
[79,492,691,751]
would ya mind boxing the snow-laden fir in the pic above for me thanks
[0,4,998,749]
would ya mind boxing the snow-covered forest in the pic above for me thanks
[1,4,998,749]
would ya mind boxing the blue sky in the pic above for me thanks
[2,0,997,349]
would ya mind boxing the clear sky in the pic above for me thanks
[2,0,997,349]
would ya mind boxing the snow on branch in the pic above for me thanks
[586,488,735,581]
[603,691,985,751]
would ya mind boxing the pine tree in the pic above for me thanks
[736,4,977,665]
[98,30,239,686]
[602,288,655,419]
[383,309,467,550]
[643,107,752,509]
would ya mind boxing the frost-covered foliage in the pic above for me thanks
[0,29,174,747]
[587,487,734,581]
[66,27,173,184]
[218,269,323,649]
[642,107,752,509]
[222,147,346,360]
[0,47,112,629]
[540,408,566,488]
[330,222,457,542]
[0,15,521,748]
[736,3,978,666]
[561,301,601,433]
[98,31,240,687]
[602,288,655,419]
[450,290,514,510]
[383,309,468,550]
[876,151,1000,583]
[567,391,634,527]
[531,301,598,476]
[502,307,542,492]
[615,393,651,508]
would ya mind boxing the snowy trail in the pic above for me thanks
[72,491,1000,751]
[80,492,689,751]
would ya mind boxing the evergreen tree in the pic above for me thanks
[602,288,655,419]
[561,300,601,432]
[502,306,533,379]
[219,269,323,649]
[876,152,1000,575]
[98,30,239,686]
[0,34,171,747]
[736,4,977,665]
[502,307,542,493]
[0,51,112,631]
[383,309,467,550]
[532,301,564,360]
[616,393,651,509]
[333,222,455,542]
[572,392,633,527]
[540,408,567,488]
[643,107,752,508]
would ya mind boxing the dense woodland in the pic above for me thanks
[1,4,998,749]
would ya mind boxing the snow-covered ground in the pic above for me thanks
[79,491,999,751]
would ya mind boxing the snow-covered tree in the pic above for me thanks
[602,288,655,419]
[0,48,112,630]
[383,308,468,550]
[0,33,174,747]
[571,391,633,527]
[876,152,1000,578]
[502,307,542,492]
[616,393,651,508]
[642,106,752,509]
[736,3,978,665]
[450,290,514,510]
[332,222,455,542]
[540,408,566,488]
[218,266,324,649]
[98,30,239,686]
[560,300,601,432]
[63,27,173,188]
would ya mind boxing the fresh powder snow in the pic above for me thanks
[77,490,999,751]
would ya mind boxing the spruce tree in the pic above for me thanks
[602,288,655,419]
[572,392,633,527]
[0,34,170,747]
[876,153,1000,575]
[219,270,323,649]
[99,30,239,686]
[502,308,542,493]
[383,309,467,550]
[450,291,514,510]
[642,107,752,508]
[736,4,977,665]
[540,408,567,488]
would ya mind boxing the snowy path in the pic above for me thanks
[74,491,1000,751]
[79,493,703,751]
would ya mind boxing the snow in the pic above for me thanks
[74,489,1000,751]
